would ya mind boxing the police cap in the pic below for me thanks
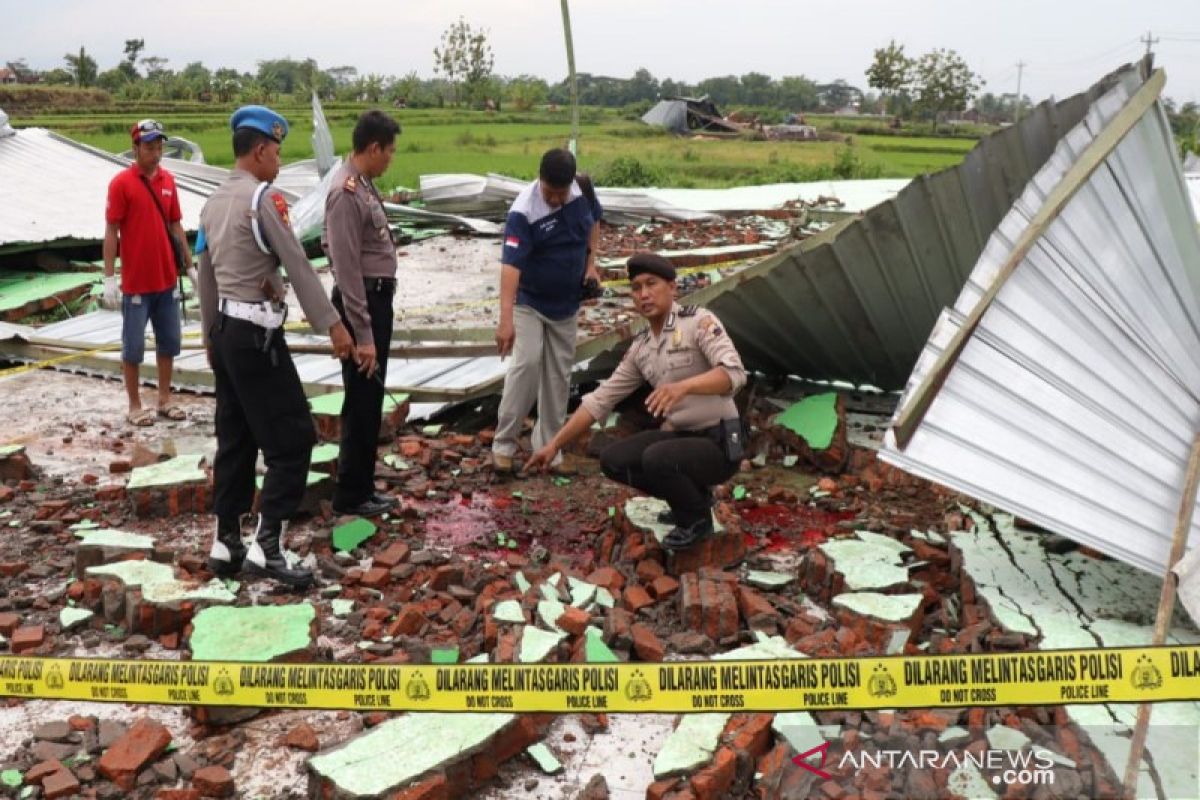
[626,252,676,282]
[230,105,289,143]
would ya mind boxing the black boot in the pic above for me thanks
[656,492,715,525]
[663,517,715,551]
[208,516,246,578]
[244,515,315,589]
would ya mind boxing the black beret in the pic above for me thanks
[626,252,676,281]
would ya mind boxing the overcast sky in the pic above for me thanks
[4,0,1199,104]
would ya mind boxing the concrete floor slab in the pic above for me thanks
[832,592,921,622]
[126,454,206,490]
[74,529,155,550]
[189,603,316,662]
[520,626,566,663]
[652,713,728,779]
[819,533,910,592]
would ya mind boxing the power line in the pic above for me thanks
[1141,30,1160,56]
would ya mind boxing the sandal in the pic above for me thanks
[157,404,186,421]
[126,408,156,427]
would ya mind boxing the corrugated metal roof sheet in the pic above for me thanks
[878,65,1200,576]
[677,61,1155,391]
[0,129,208,248]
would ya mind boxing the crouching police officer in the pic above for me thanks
[525,253,747,549]
[196,105,355,588]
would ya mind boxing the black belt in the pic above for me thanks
[364,277,396,293]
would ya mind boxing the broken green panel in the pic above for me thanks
[537,599,566,630]
[492,600,525,624]
[819,533,910,592]
[309,390,408,416]
[0,272,100,314]
[331,599,354,617]
[732,485,747,500]
[431,647,459,664]
[126,454,206,490]
[584,628,618,663]
[69,519,100,531]
[310,443,339,465]
[652,713,729,779]
[568,578,596,608]
[383,454,410,470]
[595,587,614,609]
[0,445,24,459]
[773,712,822,755]
[832,592,921,622]
[59,608,94,630]
[986,725,1031,752]
[257,472,326,490]
[519,626,566,663]
[774,393,838,449]
[539,583,561,604]
[526,743,562,774]
[332,518,377,552]
[85,559,175,588]
[144,579,237,606]
[189,603,315,662]
[625,496,723,545]
[75,529,155,549]
[938,727,970,747]
[1,770,21,788]
[745,570,793,590]
[514,572,532,593]
[308,713,516,797]
[552,476,571,487]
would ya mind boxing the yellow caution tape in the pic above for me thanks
[0,646,1195,713]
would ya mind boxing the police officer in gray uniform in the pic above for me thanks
[196,105,354,588]
[526,253,747,549]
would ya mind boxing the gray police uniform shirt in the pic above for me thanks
[581,303,746,432]
[321,162,399,343]
[197,169,339,335]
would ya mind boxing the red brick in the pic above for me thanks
[736,587,777,622]
[0,486,13,503]
[10,625,44,654]
[156,790,203,800]
[730,713,774,759]
[679,574,702,632]
[98,717,173,791]
[25,760,65,784]
[388,773,448,800]
[624,583,655,613]
[647,778,680,800]
[0,561,27,577]
[450,607,478,637]
[387,606,426,637]
[472,750,500,782]
[555,605,590,636]
[375,541,411,568]
[68,715,94,731]
[0,611,19,636]
[631,623,665,662]
[690,746,737,800]
[431,565,464,590]
[360,567,390,589]
[282,721,319,751]
[586,567,625,592]
[192,764,234,797]
[604,607,633,647]
[636,559,665,583]
[491,715,551,762]
[42,769,80,800]
[650,574,680,600]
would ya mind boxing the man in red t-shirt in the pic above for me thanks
[103,119,191,426]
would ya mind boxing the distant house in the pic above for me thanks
[0,68,17,85]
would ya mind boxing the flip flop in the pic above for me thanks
[156,404,186,421]
[126,408,156,427]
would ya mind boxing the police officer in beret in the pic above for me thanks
[526,253,747,549]
[196,105,355,588]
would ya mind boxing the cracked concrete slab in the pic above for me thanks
[189,604,316,662]
[125,454,206,490]
[819,530,910,591]
[832,592,921,622]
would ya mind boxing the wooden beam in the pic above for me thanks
[891,69,1165,450]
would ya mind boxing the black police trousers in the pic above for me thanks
[331,280,395,508]
[600,429,738,527]
[210,315,316,522]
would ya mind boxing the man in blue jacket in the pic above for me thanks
[492,148,602,472]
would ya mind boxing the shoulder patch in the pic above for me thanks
[679,305,699,317]
[343,175,358,193]
[271,192,290,225]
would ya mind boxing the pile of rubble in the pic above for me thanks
[0,376,1191,799]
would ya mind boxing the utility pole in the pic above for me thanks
[559,0,580,155]
[1141,30,1159,57]
[1015,60,1026,124]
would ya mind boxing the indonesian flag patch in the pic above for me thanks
[271,193,290,225]
[505,236,520,248]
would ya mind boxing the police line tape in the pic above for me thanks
[2,645,1197,713]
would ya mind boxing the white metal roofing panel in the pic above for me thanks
[881,71,1200,576]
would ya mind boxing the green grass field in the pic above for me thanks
[20,106,982,191]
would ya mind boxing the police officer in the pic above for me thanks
[324,110,402,517]
[525,253,747,549]
[196,105,354,588]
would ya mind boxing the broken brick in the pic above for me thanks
[555,605,590,636]
[359,567,390,589]
[431,564,464,590]
[375,541,411,568]
[192,765,234,797]
[387,607,426,637]
[155,790,202,800]
[623,583,654,613]
[41,769,81,800]
[10,625,44,653]
[729,713,774,759]
[585,567,624,592]
[281,721,319,752]
[650,574,680,600]
[690,746,737,800]
[636,559,665,583]
[631,623,665,662]
[0,612,18,636]
[25,760,66,785]
[98,717,173,791]
[390,773,448,800]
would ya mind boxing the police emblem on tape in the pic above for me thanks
[213,669,235,696]
[45,666,64,691]
[625,669,652,702]
[406,671,431,702]
[1131,655,1163,691]
[867,664,897,698]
